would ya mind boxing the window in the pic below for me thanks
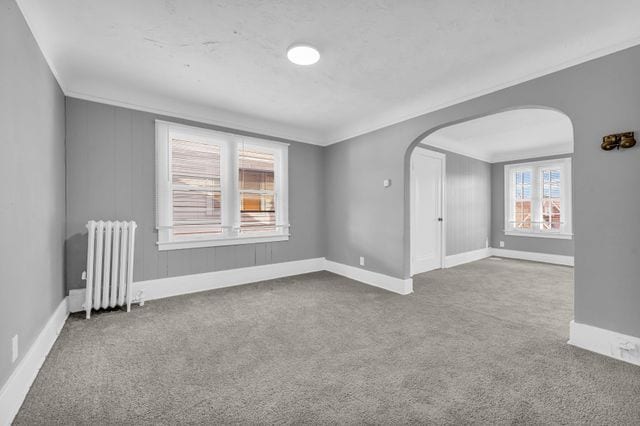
[504,158,572,239]
[156,121,289,250]
[239,147,276,232]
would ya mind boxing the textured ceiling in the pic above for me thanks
[424,108,573,163]
[16,0,640,145]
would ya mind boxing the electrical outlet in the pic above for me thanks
[383,179,391,188]
[12,335,18,363]
[359,256,365,266]
[499,241,505,248]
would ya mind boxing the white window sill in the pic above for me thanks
[158,234,290,251]
[504,230,573,240]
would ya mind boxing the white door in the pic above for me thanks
[410,148,445,275]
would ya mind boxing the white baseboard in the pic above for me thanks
[138,257,326,302]
[324,260,413,295]
[68,248,573,313]
[489,248,574,266]
[442,247,573,269]
[69,257,413,312]
[0,297,68,426]
[569,320,640,367]
[444,248,492,268]
[69,257,327,312]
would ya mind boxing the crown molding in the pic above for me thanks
[420,139,572,164]
[325,36,640,145]
[16,1,326,147]
[17,0,640,148]
[490,145,573,164]
[65,90,327,146]
[419,136,492,163]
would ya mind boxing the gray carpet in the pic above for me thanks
[14,258,640,424]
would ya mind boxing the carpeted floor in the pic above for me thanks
[14,258,640,424]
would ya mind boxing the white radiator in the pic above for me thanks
[83,220,140,319]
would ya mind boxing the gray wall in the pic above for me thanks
[325,45,640,338]
[491,154,574,256]
[417,145,491,256]
[65,97,325,290]
[0,0,66,389]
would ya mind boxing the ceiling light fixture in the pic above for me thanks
[287,44,320,66]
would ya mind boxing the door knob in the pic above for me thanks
[437,218,443,222]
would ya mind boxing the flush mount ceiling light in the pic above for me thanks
[287,44,320,66]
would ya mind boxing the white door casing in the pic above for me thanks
[410,148,445,275]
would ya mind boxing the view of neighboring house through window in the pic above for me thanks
[541,168,562,230]
[504,158,572,239]
[156,121,289,250]
[239,147,276,232]
[513,170,532,229]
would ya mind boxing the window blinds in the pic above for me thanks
[170,138,222,236]
[238,148,276,232]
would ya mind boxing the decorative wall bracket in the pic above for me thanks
[601,131,636,151]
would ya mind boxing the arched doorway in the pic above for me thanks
[407,107,574,277]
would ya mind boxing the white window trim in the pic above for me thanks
[504,158,572,240]
[155,120,289,250]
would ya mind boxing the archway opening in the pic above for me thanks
[405,106,575,356]
[407,107,574,279]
